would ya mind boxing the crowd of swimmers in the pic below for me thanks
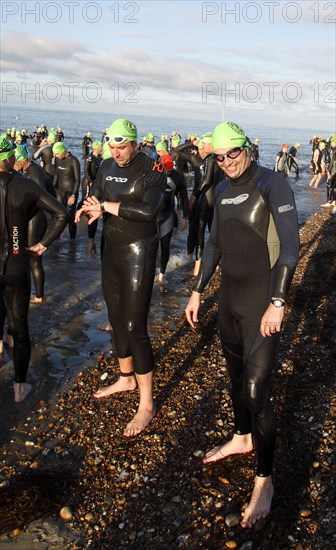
[0,117,335,529]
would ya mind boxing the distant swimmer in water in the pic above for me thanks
[309,142,326,188]
[274,144,289,176]
[52,142,81,240]
[287,143,300,177]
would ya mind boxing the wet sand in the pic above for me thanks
[0,209,335,549]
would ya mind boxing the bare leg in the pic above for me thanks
[203,433,253,464]
[14,382,32,403]
[314,174,322,188]
[124,370,156,437]
[193,259,201,276]
[93,356,137,398]
[241,475,274,528]
[5,334,14,348]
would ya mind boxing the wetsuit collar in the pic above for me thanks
[229,161,258,186]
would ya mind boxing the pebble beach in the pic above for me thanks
[0,208,335,550]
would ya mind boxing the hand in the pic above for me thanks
[260,303,284,337]
[185,291,201,329]
[87,238,97,259]
[26,243,47,256]
[67,195,76,206]
[180,218,188,231]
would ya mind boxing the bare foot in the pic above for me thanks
[14,382,32,403]
[156,274,166,287]
[241,476,274,528]
[5,334,14,348]
[123,406,156,437]
[203,433,253,464]
[93,375,137,398]
[97,322,112,332]
[30,296,45,304]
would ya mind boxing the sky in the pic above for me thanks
[1,0,335,130]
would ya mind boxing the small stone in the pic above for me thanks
[238,542,253,550]
[312,461,319,468]
[225,541,237,549]
[60,506,73,521]
[25,441,35,446]
[225,513,240,527]
[299,508,312,517]
[100,372,108,380]
[85,513,94,521]
[29,461,39,469]
[12,529,21,537]
[193,450,205,458]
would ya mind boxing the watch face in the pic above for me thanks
[273,299,284,307]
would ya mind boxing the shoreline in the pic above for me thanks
[0,208,335,549]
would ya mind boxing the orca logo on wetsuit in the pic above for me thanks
[278,204,294,213]
[221,193,249,205]
[12,226,19,254]
[106,176,128,182]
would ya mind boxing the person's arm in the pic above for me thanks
[117,169,166,223]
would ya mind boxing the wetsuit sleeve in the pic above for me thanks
[71,156,81,196]
[30,182,69,247]
[194,155,216,198]
[84,156,92,183]
[267,173,300,299]
[118,170,166,223]
[175,172,189,218]
[193,192,222,293]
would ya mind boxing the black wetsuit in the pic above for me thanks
[287,146,299,176]
[158,168,189,275]
[82,152,102,202]
[82,135,92,157]
[0,170,68,382]
[175,145,223,258]
[251,143,259,163]
[23,163,56,298]
[92,151,166,374]
[275,151,288,175]
[53,153,81,239]
[327,146,336,202]
[194,162,299,476]
[33,144,55,179]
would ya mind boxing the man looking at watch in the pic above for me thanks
[185,122,299,529]
[75,119,166,437]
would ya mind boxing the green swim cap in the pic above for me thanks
[14,145,29,161]
[156,142,168,152]
[212,122,249,151]
[295,143,300,147]
[0,137,15,162]
[171,136,181,145]
[92,140,102,149]
[146,133,154,142]
[47,131,57,143]
[106,119,137,144]
[52,142,67,154]
[16,133,22,141]
[102,142,113,160]
[200,132,213,145]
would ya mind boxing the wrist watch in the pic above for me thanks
[271,299,285,308]
[100,202,105,212]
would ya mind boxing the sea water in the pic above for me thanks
[1,105,330,224]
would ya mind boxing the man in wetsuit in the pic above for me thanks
[251,138,260,163]
[14,145,56,304]
[81,140,103,204]
[82,132,93,157]
[75,119,166,437]
[33,130,56,180]
[287,143,300,177]
[321,139,336,207]
[309,142,326,188]
[274,144,289,176]
[185,122,299,529]
[52,142,81,239]
[156,153,189,286]
[0,138,69,402]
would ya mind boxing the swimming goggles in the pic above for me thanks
[104,135,129,144]
[212,147,244,162]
